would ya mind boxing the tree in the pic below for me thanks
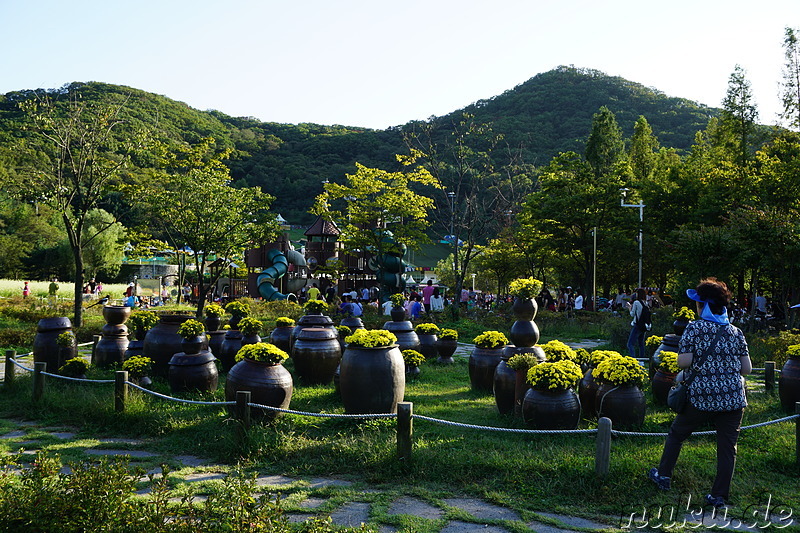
[629,116,660,182]
[585,106,624,178]
[17,90,139,326]
[721,65,758,168]
[140,138,278,317]
[780,27,800,130]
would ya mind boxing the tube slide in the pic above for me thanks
[257,248,290,301]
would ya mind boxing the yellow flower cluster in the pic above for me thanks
[508,277,544,299]
[205,303,226,317]
[673,306,697,321]
[389,293,406,307]
[177,319,205,338]
[786,344,800,359]
[541,340,576,362]
[225,300,250,317]
[235,342,289,365]
[415,323,440,334]
[129,310,159,331]
[586,349,619,367]
[402,349,426,367]
[56,331,76,347]
[275,316,295,327]
[304,300,329,314]
[526,360,583,390]
[345,329,397,348]
[238,317,263,336]
[645,335,663,349]
[122,355,153,378]
[506,353,540,371]
[439,329,458,340]
[473,331,509,349]
[594,354,648,387]
[657,351,680,374]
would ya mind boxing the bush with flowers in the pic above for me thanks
[389,293,406,308]
[204,303,226,318]
[507,277,544,299]
[275,317,295,327]
[304,300,329,315]
[439,329,458,341]
[402,349,426,367]
[177,319,205,339]
[235,342,289,365]
[473,331,508,349]
[56,331,75,347]
[787,344,800,359]
[128,310,159,332]
[122,355,153,378]
[336,325,352,338]
[59,357,89,377]
[506,353,540,372]
[540,340,576,362]
[415,323,440,335]
[526,359,583,391]
[345,329,397,348]
[225,300,250,317]
[673,306,697,321]
[238,317,263,336]
[594,353,648,387]
[645,335,663,352]
[657,351,679,374]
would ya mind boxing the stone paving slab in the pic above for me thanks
[256,474,295,486]
[537,512,610,530]
[180,472,227,483]
[388,496,445,519]
[287,513,315,523]
[298,497,327,509]
[440,521,511,533]
[527,521,574,533]
[443,498,520,522]
[84,449,157,458]
[330,501,371,527]
[98,437,144,445]
[0,430,26,439]
[173,455,207,467]
[50,432,77,439]
[308,477,353,488]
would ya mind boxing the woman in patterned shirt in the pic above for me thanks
[648,278,752,509]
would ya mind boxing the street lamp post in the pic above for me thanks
[592,226,597,311]
[471,273,476,291]
[619,188,644,289]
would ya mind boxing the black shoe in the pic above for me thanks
[648,468,670,491]
[705,494,726,509]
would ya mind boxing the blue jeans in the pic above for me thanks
[627,326,645,358]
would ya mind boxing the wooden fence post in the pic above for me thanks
[796,402,800,468]
[235,390,252,445]
[115,371,128,412]
[91,335,101,366]
[32,362,46,402]
[764,362,775,392]
[595,417,612,478]
[5,350,16,386]
[397,402,413,464]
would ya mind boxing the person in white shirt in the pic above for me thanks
[382,299,394,316]
[574,289,584,310]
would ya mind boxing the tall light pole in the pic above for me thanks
[619,188,644,289]
[592,226,597,311]
[447,191,456,285]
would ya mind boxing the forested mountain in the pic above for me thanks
[1,67,722,225]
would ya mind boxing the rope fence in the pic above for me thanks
[4,346,800,477]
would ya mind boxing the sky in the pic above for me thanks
[2,0,799,130]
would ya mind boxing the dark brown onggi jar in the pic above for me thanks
[33,317,76,372]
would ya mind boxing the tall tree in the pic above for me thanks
[780,27,800,130]
[585,106,624,178]
[721,65,758,168]
[629,116,660,182]
[16,90,139,326]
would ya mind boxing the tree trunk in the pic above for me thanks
[72,244,85,328]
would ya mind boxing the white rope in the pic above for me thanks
[413,414,598,435]
[40,371,114,384]
[10,358,34,372]
[611,414,800,437]
[248,402,397,419]
[126,381,236,406]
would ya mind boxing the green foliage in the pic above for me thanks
[335,325,351,337]
[787,344,800,359]
[128,309,159,331]
[526,360,583,390]
[176,318,205,338]
[235,342,289,364]
[507,277,543,299]
[472,331,508,349]
[401,349,426,367]
[121,355,152,378]
[594,353,648,387]
[58,357,89,377]
[204,303,225,317]
[506,353,540,371]
[55,331,75,347]
[415,323,440,334]
[345,329,397,348]
[225,300,250,317]
[237,316,263,336]
[304,300,329,315]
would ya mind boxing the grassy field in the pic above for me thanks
[0,278,130,300]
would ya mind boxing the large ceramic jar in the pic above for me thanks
[269,326,294,354]
[340,316,365,331]
[204,315,222,333]
[417,333,438,360]
[522,387,581,430]
[509,297,540,348]
[291,314,335,350]
[383,320,420,353]
[436,338,458,364]
[226,358,293,421]
[651,334,680,379]
[339,344,405,414]
[493,355,516,415]
[219,330,244,372]
[390,306,406,322]
[95,305,132,369]
[168,350,218,394]
[292,327,342,385]
[207,330,226,359]
[778,357,800,413]
[143,314,194,377]
[469,347,505,393]
[651,369,677,405]
[578,368,601,417]
[595,383,646,429]
[33,317,76,372]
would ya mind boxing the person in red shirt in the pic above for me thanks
[421,279,437,314]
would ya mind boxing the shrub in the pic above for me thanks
[585,349,617,367]
[574,348,590,366]
[56,331,75,347]
[787,344,800,359]
[304,300,329,315]
[235,342,289,365]
[336,325,352,337]
[238,317,263,336]
[673,306,697,321]
[526,359,583,390]
[402,349,425,367]
[225,300,250,317]
[507,277,543,299]
[389,293,406,307]
[205,303,226,317]
[594,353,648,387]
[439,328,458,341]
[128,310,159,332]
[645,335,663,351]
[276,316,295,327]
[59,357,89,377]
[506,353,540,371]
[345,329,397,348]
[122,355,153,378]
[415,323,440,334]
[657,351,679,373]
[540,340,576,362]
[473,331,508,349]
[177,319,205,338]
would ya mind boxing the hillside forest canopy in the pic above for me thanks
[1,30,800,321]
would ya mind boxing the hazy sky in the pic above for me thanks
[2,0,798,129]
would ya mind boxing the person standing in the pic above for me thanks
[421,279,436,314]
[574,289,584,311]
[307,283,321,301]
[649,278,751,509]
[627,288,649,358]
[22,281,30,299]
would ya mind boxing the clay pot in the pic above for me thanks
[436,338,458,364]
[33,317,75,373]
[292,327,342,385]
[168,350,219,394]
[340,344,405,414]
[779,357,800,413]
[522,387,581,429]
[417,333,439,359]
[595,383,646,429]
[651,369,677,405]
[143,314,196,377]
[383,320,420,353]
[219,330,244,372]
[226,359,293,422]
[269,326,293,354]
[469,346,505,393]
[493,358,516,415]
